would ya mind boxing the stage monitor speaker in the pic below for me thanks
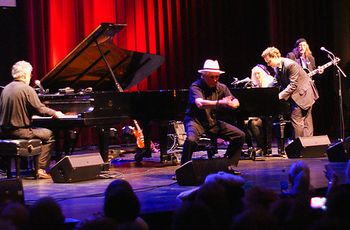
[175,158,232,186]
[326,136,350,162]
[51,153,103,183]
[286,135,330,158]
[0,178,24,204]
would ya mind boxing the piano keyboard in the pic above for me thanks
[32,114,79,120]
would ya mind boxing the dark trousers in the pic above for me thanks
[246,116,272,150]
[181,120,245,165]
[1,127,55,169]
[291,104,313,138]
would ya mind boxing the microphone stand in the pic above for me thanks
[327,54,347,140]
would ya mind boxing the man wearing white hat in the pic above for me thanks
[181,59,245,174]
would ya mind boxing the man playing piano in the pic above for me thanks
[0,61,65,179]
[181,59,245,174]
[262,47,319,138]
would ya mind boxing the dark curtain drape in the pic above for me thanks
[0,0,349,146]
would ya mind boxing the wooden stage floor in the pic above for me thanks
[4,144,348,227]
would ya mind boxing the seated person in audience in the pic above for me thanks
[75,216,118,230]
[29,196,65,230]
[323,162,350,229]
[282,160,314,198]
[104,179,148,230]
[245,64,275,156]
[0,61,65,179]
[176,171,245,230]
[324,158,350,195]
[0,201,29,230]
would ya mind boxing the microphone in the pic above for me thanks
[320,47,336,58]
[34,80,46,94]
[230,77,239,85]
[234,77,252,85]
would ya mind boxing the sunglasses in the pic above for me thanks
[209,75,220,80]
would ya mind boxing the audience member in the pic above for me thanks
[282,160,314,198]
[321,159,350,228]
[232,209,278,230]
[104,179,148,230]
[0,202,29,230]
[0,219,16,230]
[172,200,215,230]
[243,186,279,212]
[28,196,65,230]
[176,172,245,230]
[75,216,118,230]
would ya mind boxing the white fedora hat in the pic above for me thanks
[198,59,225,74]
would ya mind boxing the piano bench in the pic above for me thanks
[0,139,42,179]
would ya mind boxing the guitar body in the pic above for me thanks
[133,128,145,149]
[133,120,145,149]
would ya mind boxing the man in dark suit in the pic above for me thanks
[261,47,319,138]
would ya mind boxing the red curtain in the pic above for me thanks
[24,0,191,91]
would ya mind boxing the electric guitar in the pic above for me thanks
[307,57,340,78]
[132,120,145,149]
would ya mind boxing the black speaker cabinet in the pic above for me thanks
[50,153,104,183]
[326,136,350,162]
[0,178,24,204]
[175,158,232,186]
[286,135,330,158]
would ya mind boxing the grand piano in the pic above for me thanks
[33,23,187,163]
[33,23,289,165]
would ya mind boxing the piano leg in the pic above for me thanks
[159,121,169,162]
[53,129,62,160]
[63,129,78,155]
[96,127,110,171]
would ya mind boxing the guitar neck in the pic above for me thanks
[133,120,142,132]
[307,58,340,77]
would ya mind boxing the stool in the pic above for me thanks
[167,121,218,159]
[0,139,42,179]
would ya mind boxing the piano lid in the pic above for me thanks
[40,23,164,92]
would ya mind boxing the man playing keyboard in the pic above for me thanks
[0,61,65,179]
